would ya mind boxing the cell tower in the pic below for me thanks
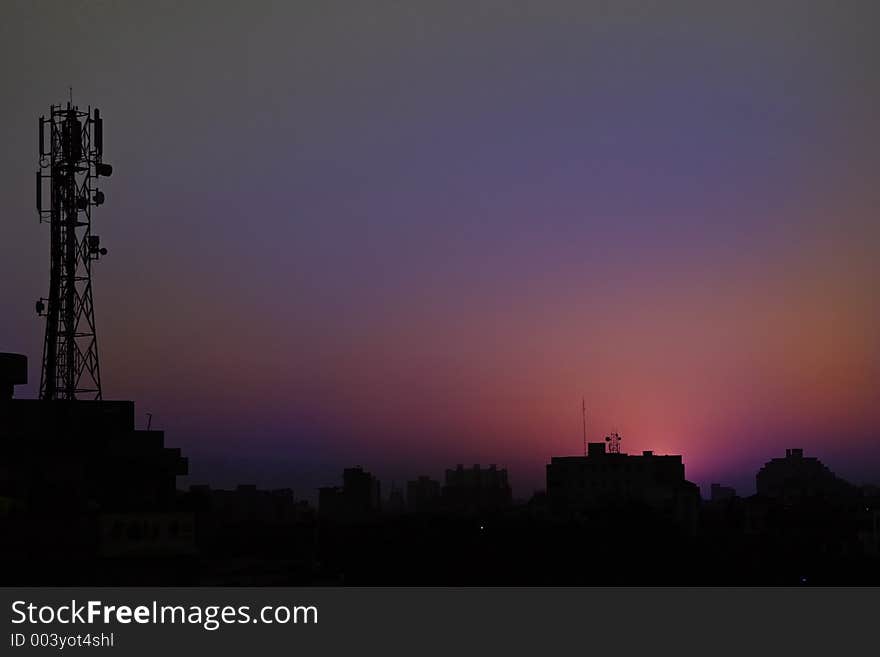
[35,101,113,400]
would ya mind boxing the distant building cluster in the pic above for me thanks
[188,484,312,525]
[442,464,512,514]
[316,463,513,520]
[1,351,878,584]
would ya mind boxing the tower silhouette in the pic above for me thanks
[35,102,112,400]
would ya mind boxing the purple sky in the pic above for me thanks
[1,1,879,498]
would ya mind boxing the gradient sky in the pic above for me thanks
[1,1,878,498]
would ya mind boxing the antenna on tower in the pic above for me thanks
[581,397,587,456]
[35,99,113,400]
[605,431,622,454]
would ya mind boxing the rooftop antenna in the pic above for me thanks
[35,98,113,399]
[146,413,153,431]
[605,431,622,454]
[581,397,587,456]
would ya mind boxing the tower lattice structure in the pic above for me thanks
[36,102,112,400]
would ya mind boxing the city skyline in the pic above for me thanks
[2,1,879,499]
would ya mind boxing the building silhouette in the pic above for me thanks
[188,484,311,525]
[385,483,406,514]
[319,466,381,522]
[185,484,316,583]
[710,483,737,502]
[0,352,26,401]
[546,442,699,531]
[407,475,441,513]
[860,492,880,558]
[756,448,857,503]
[442,464,512,514]
[4,349,879,584]
[0,353,191,579]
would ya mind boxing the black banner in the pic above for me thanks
[1,588,875,655]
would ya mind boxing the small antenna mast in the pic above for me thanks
[581,397,587,456]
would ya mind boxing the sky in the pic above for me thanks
[1,1,878,498]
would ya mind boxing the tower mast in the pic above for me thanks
[36,101,112,400]
[582,397,587,456]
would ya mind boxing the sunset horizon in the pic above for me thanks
[2,0,878,503]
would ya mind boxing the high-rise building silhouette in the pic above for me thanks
[546,441,700,530]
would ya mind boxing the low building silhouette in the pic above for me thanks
[710,483,737,502]
[859,488,880,557]
[442,464,512,514]
[99,511,196,559]
[188,484,311,525]
[407,475,441,513]
[184,484,316,581]
[319,466,381,522]
[756,448,856,504]
[0,352,26,401]
[385,483,406,515]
